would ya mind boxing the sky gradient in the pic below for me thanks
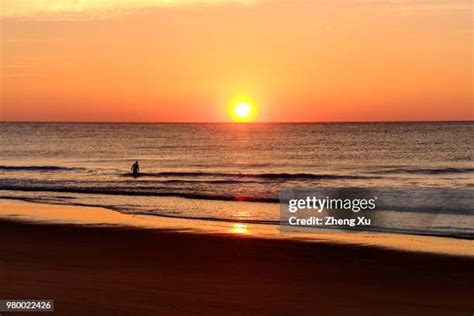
[1,0,472,122]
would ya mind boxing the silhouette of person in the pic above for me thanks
[131,161,140,177]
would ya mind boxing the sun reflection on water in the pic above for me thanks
[230,223,250,235]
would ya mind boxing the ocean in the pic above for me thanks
[1,122,473,238]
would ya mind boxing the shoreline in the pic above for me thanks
[3,195,473,241]
[0,198,473,257]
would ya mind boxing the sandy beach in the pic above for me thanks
[0,201,473,315]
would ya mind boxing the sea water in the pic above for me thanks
[1,122,472,238]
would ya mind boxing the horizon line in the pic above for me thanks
[0,119,473,124]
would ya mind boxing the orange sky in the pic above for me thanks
[0,0,472,122]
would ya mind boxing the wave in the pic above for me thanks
[4,165,471,178]
[0,165,83,172]
[1,184,473,215]
[122,179,269,185]
[374,167,474,175]
[0,185,279,203]
[121,171,375,180]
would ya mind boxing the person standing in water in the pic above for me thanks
[131,161,140,177]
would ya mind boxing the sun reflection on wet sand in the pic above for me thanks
[230,223,249,235]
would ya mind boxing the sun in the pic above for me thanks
[235,103,251,118]
[230,99,256,122]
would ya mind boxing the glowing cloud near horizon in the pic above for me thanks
[0,0,257,20]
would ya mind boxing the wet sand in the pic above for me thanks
[0,201,473,315]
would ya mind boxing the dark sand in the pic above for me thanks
[1,219,473,316]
